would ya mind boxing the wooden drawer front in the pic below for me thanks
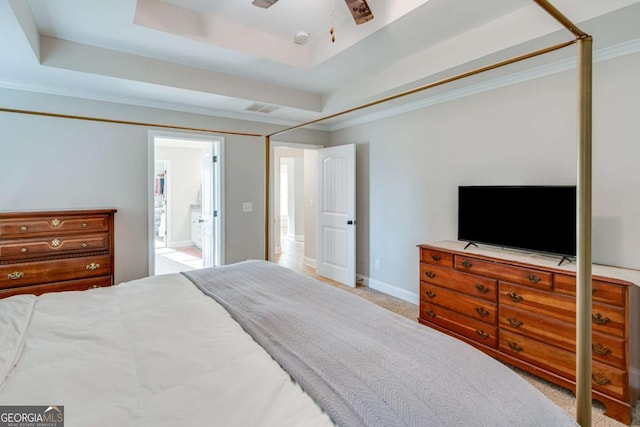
[420,248,453,267]
[0,216,109,238]
[500,282,625,338]
[500,330,626,400]
[500,305,575,354]
[0,255,110,289]
[419,263,497,301]
[0,234,109,260]
[420,301,497,348]
[420,283,496,325]
[555,274,625,307]
[0,276,111,298]
[455,256,551,290]
[499,305,625,369]
[500,282,576,323]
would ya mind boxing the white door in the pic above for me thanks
[316,144,356,287]
[201,142,216,267]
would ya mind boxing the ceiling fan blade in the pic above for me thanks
[344,0,374,24]
[252,0,279,9]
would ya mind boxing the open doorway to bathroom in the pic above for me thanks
[149,132,224,275]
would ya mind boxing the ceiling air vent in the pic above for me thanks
[246,102,280,114]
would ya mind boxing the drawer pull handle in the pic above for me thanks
[20,247,28,253]
[88,284,100,289]
[81,242,88,248]
[508,341,523,353]
[20,225,28,231]
[475,307,490,317]
[7,271,24,280]
[86,263,100,271]
[425,271,436,279]
[431,255,441,261]
[527,274,541,284]
[474,284,489,294]
[425,310,436,319]
[476,330,489,340]
[50,218,61,227]
[506,292,523,302]
[592,313,610,325]
[592,343,611,356]
[507,317,523,328]
[461,259,473,269]
[82,222,88,228]
[592,374,610,386]
[425,290,436,299]
[51,239,61,247]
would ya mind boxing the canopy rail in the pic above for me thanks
[0,107,263,137]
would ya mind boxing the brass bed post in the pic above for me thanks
[576,35,593,427]
[265,135,271,261]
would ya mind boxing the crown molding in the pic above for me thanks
[329,38,640,131]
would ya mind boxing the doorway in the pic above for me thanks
[269,143,322,273]
[148,132,224,276]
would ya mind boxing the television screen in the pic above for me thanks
[458,186,576,257]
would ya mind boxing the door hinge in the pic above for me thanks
[213,210,218,218]
[212,155,218,163]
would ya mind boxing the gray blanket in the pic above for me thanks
[183,261,577,427]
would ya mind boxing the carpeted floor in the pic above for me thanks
[308,271,639,427]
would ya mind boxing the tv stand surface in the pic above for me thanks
[417,240,640,425]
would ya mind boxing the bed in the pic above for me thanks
[0,260,577,426]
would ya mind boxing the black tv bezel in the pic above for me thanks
[457,185,577,258]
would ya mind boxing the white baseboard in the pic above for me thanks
[294,234,304,242]
[632,367,640,404]
[367,277,419,305]
[169,240,193,248]
[303,257,316,268]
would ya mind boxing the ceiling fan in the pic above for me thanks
[252,0,374,25]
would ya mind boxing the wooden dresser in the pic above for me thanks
[418,241,639,425]
[0,209,116,298]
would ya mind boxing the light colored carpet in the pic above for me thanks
[309,273,639,427]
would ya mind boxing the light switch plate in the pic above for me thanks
[242,202,253,213]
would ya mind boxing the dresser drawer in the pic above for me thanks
[0,255,111,289]
[499,305,625,369]
[500,282,625,338]
[420,282,496,325]
[555,274,626,307]
[500,330,627,400]
[455,256,552,290]
[419,247,453,267]
[0,233,109,260]
[420,301,497,348]
[0,215,110,238]
[0,276,112,298]
[420,263,497,301]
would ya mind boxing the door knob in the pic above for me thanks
[347,220,356,225]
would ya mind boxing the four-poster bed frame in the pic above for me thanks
[0,1,597,424]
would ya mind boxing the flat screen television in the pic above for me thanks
[458,185,576,257]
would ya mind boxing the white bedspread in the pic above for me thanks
[0,274,333,427]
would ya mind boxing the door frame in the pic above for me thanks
[147,130,225,275]
[268,141,322,262]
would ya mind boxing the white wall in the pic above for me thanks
[330,51,640,299]
[155,145,202,245]
[0,88,329,284]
